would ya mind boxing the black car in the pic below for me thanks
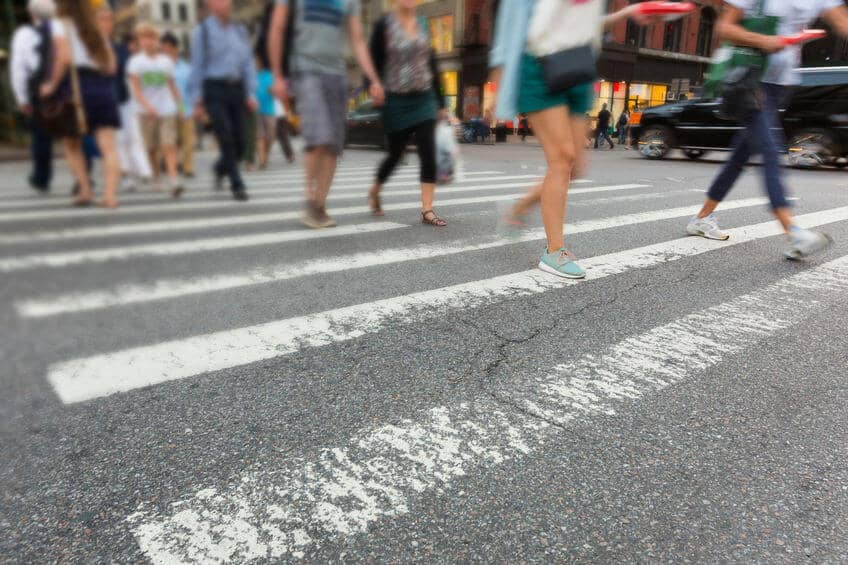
[346,101,386,149]
[631,66,848,169]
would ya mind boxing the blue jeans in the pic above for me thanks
[707,83,790,210]
[29,117,53,190]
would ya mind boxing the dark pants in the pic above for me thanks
[203,80,247,191]
[594,128,614,149]
[378,120,437,185]
[29,117,52,190]
[707,83,789,211]
[618,125,628,145]
[276,118,295,162]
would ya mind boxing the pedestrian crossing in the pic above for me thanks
[3,156,848,563]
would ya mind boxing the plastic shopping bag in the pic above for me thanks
[436,121,458,185]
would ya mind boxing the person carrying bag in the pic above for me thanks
[37,18,88,139]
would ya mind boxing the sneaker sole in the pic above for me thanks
[687,227,730,241]
[538,261,586,279]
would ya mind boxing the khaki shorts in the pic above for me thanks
[140,115,178,151]
[256,115,276,143]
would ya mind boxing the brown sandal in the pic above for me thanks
[422,210,447,227]
[368,192,384,216]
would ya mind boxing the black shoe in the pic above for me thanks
[29,177,49,193]
[232,189,249,201]
[213,171,225,191]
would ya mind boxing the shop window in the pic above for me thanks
[429,15,454,54]
[441,70,458,116]
[625,1,647,48]
[696,8,715,57]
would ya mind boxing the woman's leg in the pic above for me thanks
[415,120,438,212]
[369,127,412,214]
[94,127,121,207]
[63,137,92,202]
[527,106,576,253]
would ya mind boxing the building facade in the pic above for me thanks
[114,0,198,49]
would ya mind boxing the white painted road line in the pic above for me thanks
[0,184,648,247]
[126,255,848,563]
[0,178,569,224]
[17,197,771,317]
[46,205,848,404]
[0,222,408,273]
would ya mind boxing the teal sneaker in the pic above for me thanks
[539,248,586,279]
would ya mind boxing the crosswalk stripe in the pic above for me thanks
[0,178,596,224]
[126,254,848,563]
[16,197,772,317]
[0,221,408,272]
[0,184,648,246]
[242,169,504,186]
[45,205,848,404]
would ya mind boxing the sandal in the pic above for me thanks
[97,198,119,209]
[422,210,447,227]
[71,197,93,207]
[368,191,385,216]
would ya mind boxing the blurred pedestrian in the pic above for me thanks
[274,98,295,163]
[128,22,184,197]
[97,8,153,192]
[366,0,447,227]
[268,0,385,228]
[492,1,662,278]
[254,52,277,170]
[593,103,614,150]
[189,0,257,201]
[41,0,121,207]
[687,0,848,259]
[616,109,629,146]
[11,0,56,193]
[160,32,195,178]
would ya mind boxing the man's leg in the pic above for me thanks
[227,85,248,191]
[314,147,337,208]
[29,117,52,190]
[181,117,195,176]
[205,84,244,194]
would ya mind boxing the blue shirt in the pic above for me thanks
[173,58,193,117]
[188,16,258,104]
[255,69,275,116]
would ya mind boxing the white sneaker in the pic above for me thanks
[784,227,833,260]
[120,176,137,193]
[686,214,729,240]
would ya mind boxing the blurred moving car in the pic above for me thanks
[346,101,386,149]
[630,67,848,169]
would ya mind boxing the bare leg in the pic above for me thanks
[314,147,337,209]
[527,106,576,253]
[303,149,320,202]
[420,182,435,213]
[63,137,92,203]
[95,127,121,208]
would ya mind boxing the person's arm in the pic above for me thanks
[603,3,665,31]
[128,71,156,116]
[41,24,70,98]
[240,26,258,110]
[367,15,386,88]
[10,30,30,110]
[715,3,786,53]
[348,14,384,105]
[268,2,288,101]
[102,38,117,75]
[167,76,182,113]
[821,4,848,38]
[429,50,446,111]
[188,24,205,116]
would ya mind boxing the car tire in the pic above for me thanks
[787,129,839,169]
[638,125,674,160]
[683,149,709,160]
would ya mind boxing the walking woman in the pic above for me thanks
[41,0,121,208]
[491,1,663,278]
[367,0,447,227]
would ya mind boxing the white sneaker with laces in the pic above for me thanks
[686,214,730,240]
[784,227,833,260]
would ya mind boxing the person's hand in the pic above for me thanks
[246,97,258,113]
[21,104,33,116]
[626,3,665,26]
[271,75,289,102]
[758,35,787,54]
[144,104,158,117]
[39,82,56,99]
[369,81,385,106]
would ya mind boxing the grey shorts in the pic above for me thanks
[293,72,347,155]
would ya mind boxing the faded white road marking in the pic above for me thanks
[0,222,407,272]
[18,198,770,317]
[46,205,848,404]
[127,255,848,563]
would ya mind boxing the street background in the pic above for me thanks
[2,143,848,562]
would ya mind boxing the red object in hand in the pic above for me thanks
[636,1,697,20]
[781,29,828,46]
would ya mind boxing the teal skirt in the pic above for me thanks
[383,91,438,133]
[517,53,593,116]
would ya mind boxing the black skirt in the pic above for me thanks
[77,68,121,131]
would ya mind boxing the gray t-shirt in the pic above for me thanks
[277,0,360,76]
[727,0,842,85]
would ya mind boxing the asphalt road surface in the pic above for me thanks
[2,141,848,563]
